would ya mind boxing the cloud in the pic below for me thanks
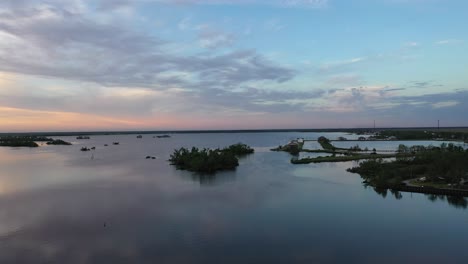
[264,19,286,31]
[197,28,236,49]
[96,0,135,10]
[432,101,459,109]
[0,1,294,89]
[404,41,420,48]
[366,90,468,126]
[326,74,363,86]
[309,85,391,113]
[153,0,329,8]
[405,80,443,89]
[385,0,442,4]
[188,87,326,113]
[280,0,328,8]
[436,39,463,45]
[177,16,192,30]
[319,57,367,73]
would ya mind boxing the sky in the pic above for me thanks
[0,0,467,132]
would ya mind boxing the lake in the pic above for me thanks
[0,132,467,263]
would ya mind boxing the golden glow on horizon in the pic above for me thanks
[0,106,240,132]
[0,106,149,131]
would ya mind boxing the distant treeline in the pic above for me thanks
[2,127,467,137]
[0,136,71,147]
[374,130,468,141]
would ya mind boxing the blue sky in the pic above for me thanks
[0,0,467,131]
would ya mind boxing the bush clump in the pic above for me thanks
[222,143,254,156]
[0,136,72,147]
[169,143,254,173]
[0,136,39,147]
[46,139,72,145]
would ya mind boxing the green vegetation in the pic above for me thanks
[317,136,355,152]
[347,143,468,189]
[318,136,336,150]
[274,136,377,157]
[373,130,468,141]
[46,139,72,145]
[169,143,254,173]
[0,136,72,147]
[0,137,39,147]
[292,153,412,164]
[223,143,255,156]
[301,149,335,154]
[271,139,304,155]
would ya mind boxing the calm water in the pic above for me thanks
[0,132,467,264]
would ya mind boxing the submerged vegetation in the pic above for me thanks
[348,143,468,190]
[169,143,254,173]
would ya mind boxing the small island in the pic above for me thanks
[271,138,304,155]
[46,139,72,145]
[0,136,72,147]
[0,136,39,147]
[169,143,254,173]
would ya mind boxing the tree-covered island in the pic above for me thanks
[348,143,468,191]
[0,136,72,147]
[169,143,254,173]
[46,139,73,145]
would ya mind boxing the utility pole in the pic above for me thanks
[438,120,440,131]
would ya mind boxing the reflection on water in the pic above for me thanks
[0,132,468,263]
[365,185,467,209]
[183,170,237,186]
[425,194,468,209]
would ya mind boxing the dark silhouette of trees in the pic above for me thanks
[169,143,254,173]
[348,143,468,188]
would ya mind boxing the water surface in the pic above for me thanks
[0,132,467,263]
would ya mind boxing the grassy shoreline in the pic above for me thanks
[291,153,412,164]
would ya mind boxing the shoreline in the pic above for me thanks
[392,185,468,197]
[1,126,468,137]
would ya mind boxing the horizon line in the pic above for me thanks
[1,126,467,136]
